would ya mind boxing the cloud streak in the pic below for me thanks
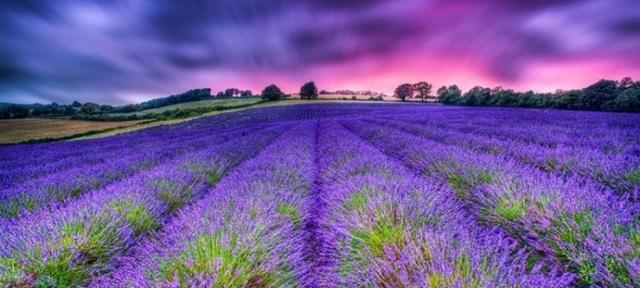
[0,0,639,104]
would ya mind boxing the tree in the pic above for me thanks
[619,77,634,90]
[580,79,618,110]
[394,83,414,102]
[71,101,82,107]
[612,87,640,112]
[300,81,319,99]
[6,105,29,118]
[240,90,253,97]
[462,86,491,106]
[80,102,100,114]
[63,106,76,115]
[224,88,240,98]
[412,81,433,102]
[261,84,284,100]
[437,85,462,104]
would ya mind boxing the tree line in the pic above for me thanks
[3,77,638,120]
[394,77,640,112]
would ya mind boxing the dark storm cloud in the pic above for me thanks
[307,0,386,10]
[0,0,638,104]
[612,18,640,36]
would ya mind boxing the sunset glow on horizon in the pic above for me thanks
[1,0,639,104]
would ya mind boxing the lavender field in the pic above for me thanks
[1,103,639,287]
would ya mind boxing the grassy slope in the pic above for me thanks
[0,118,145,144]
[107,98,264,117]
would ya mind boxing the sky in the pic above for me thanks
[1,0,639,105]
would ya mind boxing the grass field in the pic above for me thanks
[108,98,264,117]
[0,118,144,144]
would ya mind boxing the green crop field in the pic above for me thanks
[108,98,264,117]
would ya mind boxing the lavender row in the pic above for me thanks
[0,124,267,219]
[343,119,640,287]
[0,125,244,188]
[312,121,572,287]
[95,123,316,287]
[386,109,640,156]
[0,124,288,287]
[374,117,640,195]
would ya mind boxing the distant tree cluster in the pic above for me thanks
[394,81,434,102]
[0,103,79,119]
[321,89,386,97]
[436,77,640,112]
[215,88,254,98]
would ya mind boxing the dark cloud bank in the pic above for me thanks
[0,0,638,104]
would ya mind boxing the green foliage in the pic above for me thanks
[495,197,529,221]
[0,257,23,286]
[15,215,125,287]
[110,200,160,235]
[80,102,101,114]
[343,193,369,212]
[394,83,414,101]
[555,210,594,245]
[72,98,266,121]
[605,256,631,285]
[350,214,406,258]
[439,77,640,112]
[276,203,301,225]
[448,170,492,199]
[158,233,278,287]
[26,247,90,287]
[428,273,449,288]
[114,88,212,113]
[453,254,475,283]
[448,174,471,198]
[412,81,433,102]
[0,196,38,218]
[300,81,319,99]
[437,85,462,104]
[577,261,597,286]
[624,168,640,184]
[155,180,193,213]
[205,169,223,186]
[261,84,284,100]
